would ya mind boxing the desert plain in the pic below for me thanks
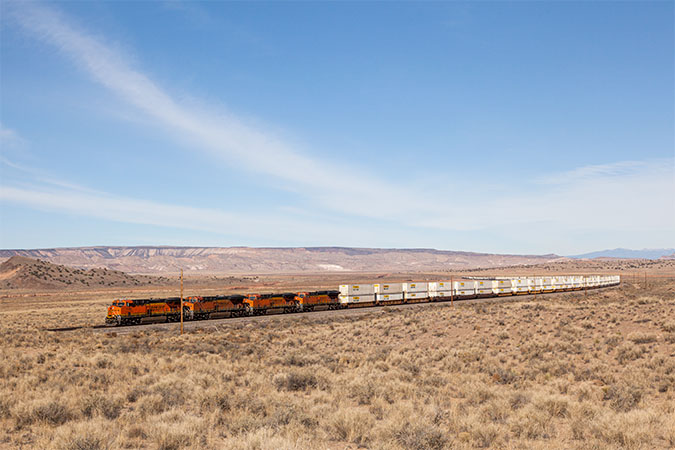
[0,258,674,449]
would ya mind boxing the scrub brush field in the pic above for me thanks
[0,277,673,449]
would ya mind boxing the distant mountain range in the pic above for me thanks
[571,248,675,260]
[0,246,563,274]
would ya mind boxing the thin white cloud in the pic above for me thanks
[4,3,673,252]
[535,159,667,185]
[417,158,675,231]
[9,2,433,222]
[0,123,25,147]
[0,183,378,243]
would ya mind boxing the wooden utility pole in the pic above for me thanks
[180,269,184,335]
[450,276,454,306]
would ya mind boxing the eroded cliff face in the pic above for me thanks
[0,246,563,274]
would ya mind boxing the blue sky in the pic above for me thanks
[1,1,673,255]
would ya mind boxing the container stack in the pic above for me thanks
[454,280,476,297]
[528,278,543,293]
[374,283,404,304]
[428,281,454,299]
[403,282,429,302]
[541,277,554,292]
[493,279,512,296]
[338,284,375,305]
[476,280,493,297]
[571,276,584,290]
[552,276,566,291]
[512,278,529,295]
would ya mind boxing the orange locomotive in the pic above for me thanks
[244,293,298,315]
[105,298,181,326]
[183,295,247,320]
[104,290,339,326]
[294,290,341,312]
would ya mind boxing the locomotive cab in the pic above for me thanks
[105,299,130,325]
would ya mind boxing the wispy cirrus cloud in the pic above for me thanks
[418,158,675,231]
[535,159,672,185]
[0,123,26,148]
[0,182,382,243]
[8,1,433,222]
[3,2,673,253]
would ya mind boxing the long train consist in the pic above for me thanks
[105,275,620,326]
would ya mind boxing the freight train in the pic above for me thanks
[105,275,620,326]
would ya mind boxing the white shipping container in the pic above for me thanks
[377,293,404,302]
[403,282,428,293]
[492,279,512,294]
[374,283,403,293]
[494,279,512,288]
[404,291,429,300]
[428,281,453,292]
[476,281,492,295]
[454,280,476,290]
[541,277,553,291]
[475,280,492,294]
[339,284,374,296]
[512,278,529,293]
[454,281,476,296]
[434,291,456,298]
[455,289,475,296]
[338,294,375,304]
[528,279,543,293]
[512,278,529,287]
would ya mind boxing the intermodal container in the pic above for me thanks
[338,294,375,304]
[476,280,492,295]
[377,293,404,303]
[428,281,453,298]
[374,283,403,293]
[339,284,374,296]
[403,282,428,293]
[404,291,428,301]
[493,279,512,295]
[454,280,476,296]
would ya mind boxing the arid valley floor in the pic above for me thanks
[0,261,674,449]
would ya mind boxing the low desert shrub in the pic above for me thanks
[272,370,317,391]
[511,404,552,439]
[14,398,75,428]
[627,332,657,344]
[395,423,447,450]
[471,423,501,448]
[327,408,374,445]
[616,344,646,364]
[603,383,643,412]
[591,410,655,449]
[80,394,122,420]
[49,418,117,450]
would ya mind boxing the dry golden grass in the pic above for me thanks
[0,277,673,449]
